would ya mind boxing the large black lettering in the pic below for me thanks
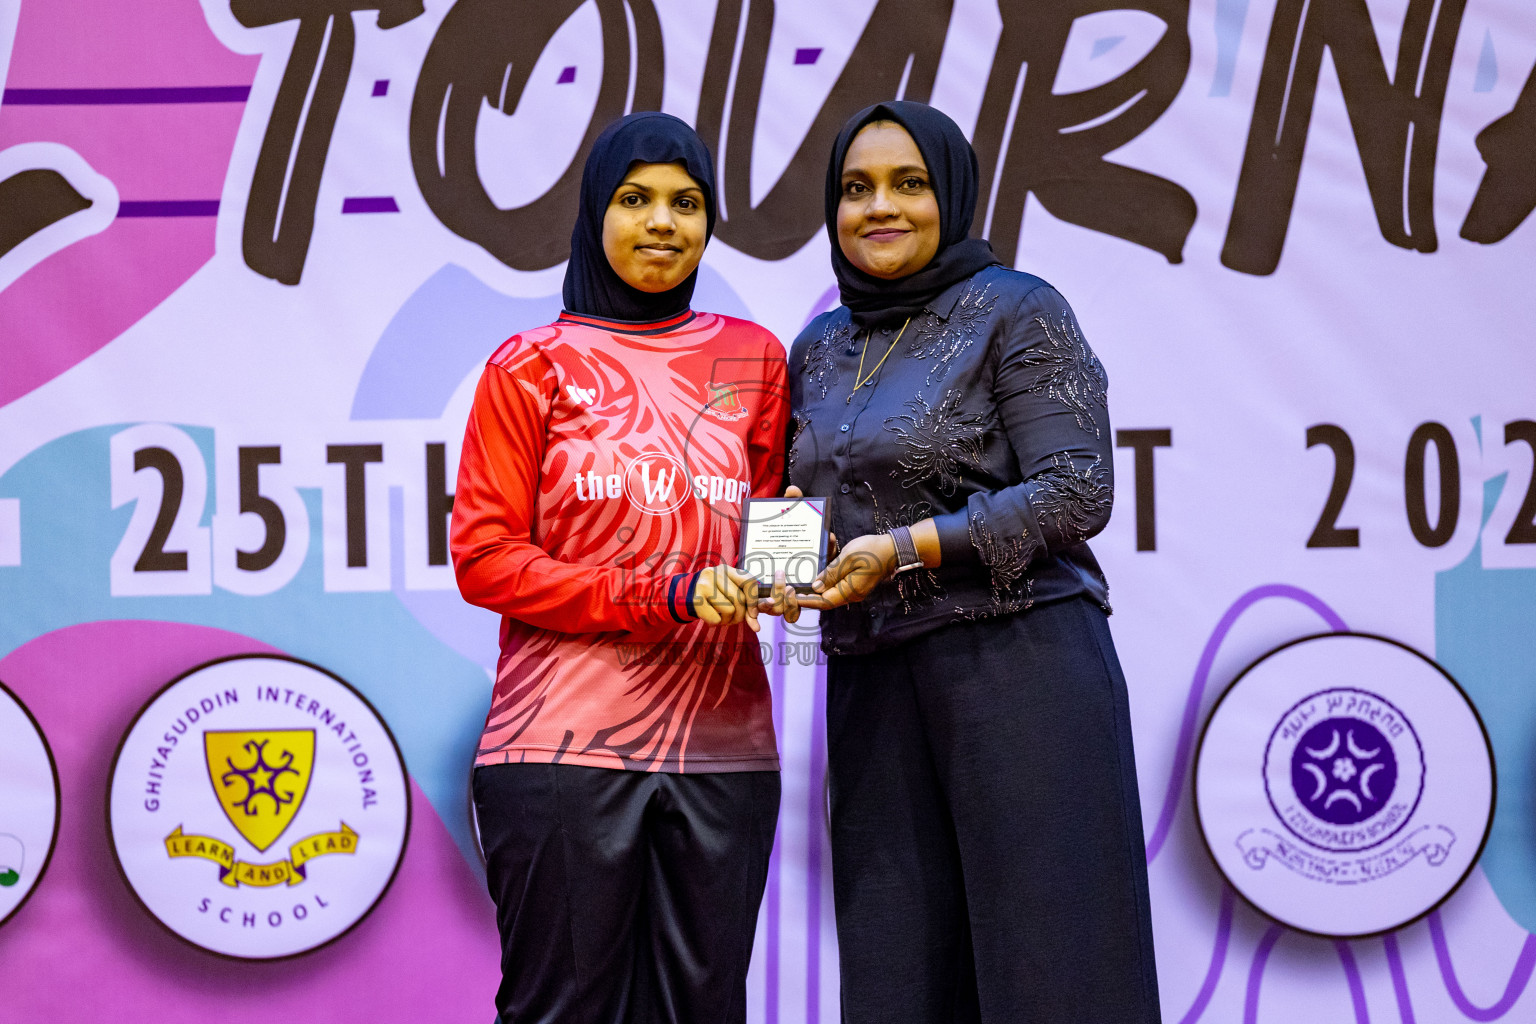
[1305,424,1360,549]
[425,442,454,567]
[132,447,190,572]
[0,170,91,258]
[326,444,383,567]
[1461,62,1536,245]
[1223,0,1465,275]
[410,0,663,270]
[973,0,1195,267]
[236,446,287,572]
[233,0,424,285]
[1115,428,1171,552]
[694,0,952,260]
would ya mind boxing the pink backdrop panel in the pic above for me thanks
[0,620,501,1023]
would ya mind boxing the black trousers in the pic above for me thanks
[827,598,1162,1023]
[472,764,780,1024]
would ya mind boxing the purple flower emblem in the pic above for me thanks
[1290,718,1397,826]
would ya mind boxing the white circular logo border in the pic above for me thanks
[1193,631,1495,938]
[106,654,411,960]
[0,677,61,929]
[621,451,693,516]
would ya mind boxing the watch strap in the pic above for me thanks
[889,525,923,574]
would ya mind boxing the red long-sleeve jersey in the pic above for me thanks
[451,308,788,772]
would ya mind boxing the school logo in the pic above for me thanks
[208,730,314,853]
[108,655,409,959]
[0,679,60,928]
[1195,633,1493,937]
[1262,688,1427,858]
[160,729,361,889]
[703,381,748,422]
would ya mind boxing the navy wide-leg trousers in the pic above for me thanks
[826,597,1161,1023]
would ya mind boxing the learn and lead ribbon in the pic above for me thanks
[164,823,359,887]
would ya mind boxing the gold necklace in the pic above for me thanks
[847,317,912,403]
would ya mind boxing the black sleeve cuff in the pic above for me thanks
[668,571,702,624]
[931,508,980,567]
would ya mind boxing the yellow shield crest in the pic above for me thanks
[204,730,315,852]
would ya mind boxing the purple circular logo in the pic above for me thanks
[1264,687,1425,854]
[1289,718,1397,825]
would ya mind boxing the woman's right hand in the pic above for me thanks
[693,564,764,631]
[757,570,801,623]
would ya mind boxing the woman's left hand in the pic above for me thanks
[797,533,896,610]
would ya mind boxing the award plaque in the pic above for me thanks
[737,497,830,593]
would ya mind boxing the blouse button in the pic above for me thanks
[839,423,850,432]
[840,483,851,494]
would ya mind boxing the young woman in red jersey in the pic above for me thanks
[451,112,797,1024]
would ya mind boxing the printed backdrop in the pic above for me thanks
[1,0,1534,1020]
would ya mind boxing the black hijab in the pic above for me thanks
[825,101,998,328]
[562,112,717,322]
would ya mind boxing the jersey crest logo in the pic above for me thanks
[565,384,597,406]
[704,382,748,421]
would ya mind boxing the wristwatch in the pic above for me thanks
[888,526,924,575]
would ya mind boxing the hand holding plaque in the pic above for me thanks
[737,497,829,594]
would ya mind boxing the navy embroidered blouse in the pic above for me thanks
[787,264,1113,655]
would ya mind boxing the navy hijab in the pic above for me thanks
[562,112,717,323]
[825,101,998,328]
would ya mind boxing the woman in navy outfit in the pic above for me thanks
[788,100,1162,1022]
